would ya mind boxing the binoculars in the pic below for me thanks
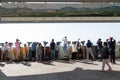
[43,41,48,46]
[81,41,85,46]
[0,43,4,47]
[57,42,61,45]
[9,42,13,47]
[27,42,32,46]
[68,41,71,45]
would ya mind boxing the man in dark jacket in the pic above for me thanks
[86,40,95,61]
[108,37,116,64]
[97,38,102,57]
[50,39,55,60]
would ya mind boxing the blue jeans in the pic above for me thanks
[98,48,102,55]
[63,44,68,54]
[51,50,55,60]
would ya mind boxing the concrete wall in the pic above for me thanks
[0,46,119,61]
[1,17,120,22]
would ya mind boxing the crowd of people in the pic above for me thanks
[0,36,117,71]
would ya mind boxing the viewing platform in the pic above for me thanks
[0,59,120,80]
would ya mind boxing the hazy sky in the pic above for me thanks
[0,23,120,46]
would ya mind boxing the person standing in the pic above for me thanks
[77,38,82,59]
[15,39,21,60]
[3,42,10,61]
[23,44,28,60]
[108,37,116,64]
[97,38,103,57]
[31,42,37,61]
[101,42,112,71]
[55,42,60,59]
[50,39,56,60]
[62,36,68,55]
[86,40,95,61]
[72,41,77,60]
[36,43,43,62]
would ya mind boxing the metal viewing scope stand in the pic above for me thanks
[43,41,48,59]
[0,43,4,48]
[81,41,85,58]
[27,42,32,58]
[67,41,71,50]
[1,0,120,2]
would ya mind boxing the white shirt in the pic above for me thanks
[62,38,68,44]
[3,43,10,50]
[72,44,77,52]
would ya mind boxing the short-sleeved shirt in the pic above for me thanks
[15,42,21,51]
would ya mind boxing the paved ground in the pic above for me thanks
[0,59,120,80]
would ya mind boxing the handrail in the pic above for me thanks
[1,0,120,2]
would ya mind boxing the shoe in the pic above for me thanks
[108,68,112,71]
[98,55,101,57]
[100,70,105,72]
[113,62,116,64]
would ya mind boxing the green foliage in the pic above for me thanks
[1,6,120,17]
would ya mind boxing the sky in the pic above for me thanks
[0,23,120,46]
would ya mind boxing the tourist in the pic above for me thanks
[101,42,112,71]
[62,36,68,55]
[86,40,95,61]
[36,43,43,62]
[15,39,21,60]
[50,39,56,60]
[97,38,103,57]
[108,37,116,64]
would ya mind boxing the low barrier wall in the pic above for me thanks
[0,46,119,61]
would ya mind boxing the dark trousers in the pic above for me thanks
[110,49,115,63]
[55,51,59,59]
[72,52,77,59]
[31,51,36,60]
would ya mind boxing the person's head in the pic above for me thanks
[16,39,19,42]
[65,36,67,39]
[106,39,108,42]
[39,43,41,46]
[109,37,113,41]
[74,42,76,44]
[52,39,54,42]
[88,40,90,42]
[98,38,101,41]
[24,44,27,47]
[5,42,8,44]
[103,42,107,47]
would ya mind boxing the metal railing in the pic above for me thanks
[1,0,120,2]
